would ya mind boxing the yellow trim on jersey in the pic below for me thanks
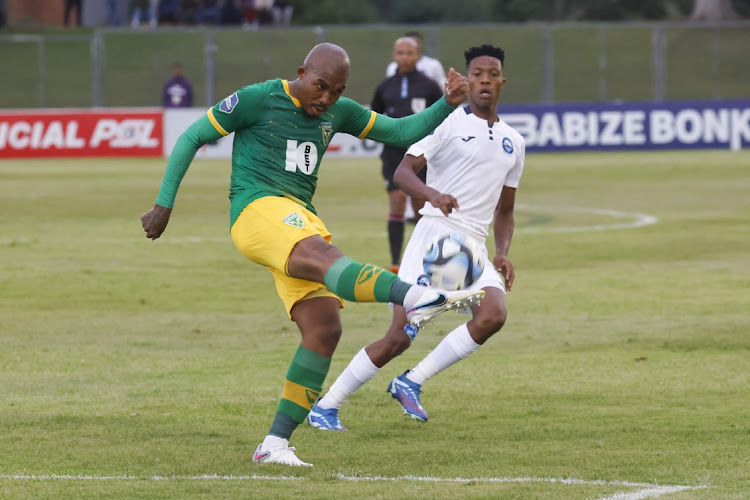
[282,379,318,410]
[358,111,377,139]
[282,79,302,108]
[206,109,229,136]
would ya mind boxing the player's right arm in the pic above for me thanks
[394,154,458,216]
[142,85,265,240]
[141,115,224,239]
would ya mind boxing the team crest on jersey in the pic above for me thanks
[502,137,514,154]
[411,98,426,114]
[283,212,304,228]
[321,122,333,146]
[219,92,239,113]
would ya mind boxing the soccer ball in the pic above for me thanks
[422,232,484,290]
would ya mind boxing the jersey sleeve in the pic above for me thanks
[205,82,268,136]
[155,114,224,208]
[335,97,379,138]
[404,112,452,161]
[504,131,526,189]
[360,97,454,147]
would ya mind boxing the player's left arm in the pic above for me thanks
[348,69,468,147]
[493,133,526,290]
[493,185,517,291]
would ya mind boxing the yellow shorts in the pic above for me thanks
[230,196,343,319]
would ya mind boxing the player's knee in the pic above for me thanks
[473,306,506,337]
[384,330,411,358]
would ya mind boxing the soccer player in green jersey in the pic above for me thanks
[141,43,484,467]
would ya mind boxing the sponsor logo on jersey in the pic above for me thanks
[461,136,476,142]
[219,93,239,113]
[282,212,304,228]
[502,137,514,154]
[321,121,333,146]
[411,98,426,114]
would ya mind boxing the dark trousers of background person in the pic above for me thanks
[64,0,82,26]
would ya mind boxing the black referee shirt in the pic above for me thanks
[371,70,444,165]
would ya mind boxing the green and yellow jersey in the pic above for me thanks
[155,78,455,227]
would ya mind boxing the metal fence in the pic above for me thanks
[1,21,748,109]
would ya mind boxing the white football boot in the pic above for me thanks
[252,440,312,467]
[404,287,485,328]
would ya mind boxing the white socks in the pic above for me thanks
[317,324,481,410]
[406,323,480,385]
[316,348,380,410]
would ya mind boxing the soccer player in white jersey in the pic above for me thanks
[309,44,525,429]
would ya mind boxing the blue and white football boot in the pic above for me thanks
[307,403,347,431]
[387,371,428,422]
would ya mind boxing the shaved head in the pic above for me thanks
[290,43,350,117]
[303,43,351,75]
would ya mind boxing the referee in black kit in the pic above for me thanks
[371,36,445,273]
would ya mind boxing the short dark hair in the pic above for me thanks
[464,44,505,68]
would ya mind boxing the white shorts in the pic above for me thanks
[399,216,506,293]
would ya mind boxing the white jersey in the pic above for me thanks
[406,105,526,242]
[386,55,447,91]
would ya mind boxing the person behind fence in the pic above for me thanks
[372,36,443,274]
[162,62,194,108]
[140,42,484,467]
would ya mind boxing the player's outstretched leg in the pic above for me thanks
[403,287,485,329]
[387,370,428,422]
[323,256,484,329]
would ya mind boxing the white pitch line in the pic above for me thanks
[0,473,302,481]
[598,485,702,500]
[1,472,705,499]
[516,204,659,234]
[334,473,706,499]
[335,473,660,486]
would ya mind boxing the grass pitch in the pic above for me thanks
[0,150,749,499]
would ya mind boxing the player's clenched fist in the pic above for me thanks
[444,68,469,107]
[141,204,172,240]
